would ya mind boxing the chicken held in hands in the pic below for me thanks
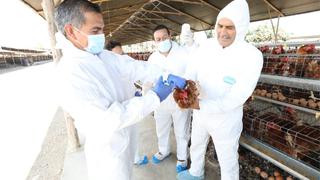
[173,80,200,109]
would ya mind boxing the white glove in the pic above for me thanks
[142,81,154,95]
[180,23,194,47]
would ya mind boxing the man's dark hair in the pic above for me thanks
[106,40,122,51]
[153,25,170,36]
[54,0,101,35]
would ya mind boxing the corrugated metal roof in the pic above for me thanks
[22,0,320,45]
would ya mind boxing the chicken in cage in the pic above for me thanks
[259,44,320,80]
[285,124,320,165]
[243,99,320,170]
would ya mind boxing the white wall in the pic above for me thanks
[0,0,50,49]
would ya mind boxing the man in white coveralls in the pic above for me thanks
[54,0,186,179]
[177,0,263,179]
[147,24,191,173]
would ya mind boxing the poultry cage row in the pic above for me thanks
[0,53,52,67]
[241,41,320,179]
[258,44,320,80]
[202,41,320,178]
[243,99,320,171]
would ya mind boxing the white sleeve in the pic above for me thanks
[117,54,164,84]
[58,65,160,143]
[199,53,263,113]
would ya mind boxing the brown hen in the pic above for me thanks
[173,80,199,109]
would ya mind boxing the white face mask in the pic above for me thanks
[74,28,105,54]
[157,39,172,53]
[85,34,105,54]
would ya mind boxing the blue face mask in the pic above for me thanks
[85,34,105,54]
[74,28,105,54]
[158,39,172,53]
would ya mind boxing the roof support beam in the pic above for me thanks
[130,16,158,25]
[134,15,180,34]
[124,21,159,37]
[118,36,149,43]
[117,31,151,42]
[142,9,197,32]
[141,8,182,26]
[127,21,154,32]
[104,11,135,19]
[101,2,145,14]
[156,0,213,27]
[109,1,152,37]
[105,22,123,26]
[199,0,221,12]
[125,28,147,30]
[105,21,128,27]
[42,0,81,162]
[136,17,169,21]
[119,23,154,36]
[41,0,62,62]
[166,0,220,13]
[167,0,203,5]
[91,0,112,3]
[128,30,153,39]
[105,18,131,25]
[103,8,136,14]
[112,36,143,43]
[262,0,285,16]
[141,9,182,16]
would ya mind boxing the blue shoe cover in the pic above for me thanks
[152,155,162,164]
[176,164,188,173]
[135,155,148,166]
[138,155,148,165]
[176,170,204,180]
[151,152,170,164]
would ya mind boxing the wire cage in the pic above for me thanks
[258,44,320,80]
[253,82,320,110]
[243,100,320,170]
[127,52,151,61]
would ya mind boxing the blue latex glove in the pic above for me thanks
[167,74,186,89]
[152,76,175,102]
[134,91,142,97]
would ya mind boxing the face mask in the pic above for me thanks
[158,39,172,53]
[85,34,105,54]
[74,28,105,54]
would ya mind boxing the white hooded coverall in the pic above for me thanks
[148,41,191,161]
[56,33,163,180]
[185,0,263,179]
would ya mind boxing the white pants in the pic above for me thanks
[154,107,191,161]
[189,109,243,180]
[83,125,137,180]
[133,125,142,163]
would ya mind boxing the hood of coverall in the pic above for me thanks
[215,0,250,43]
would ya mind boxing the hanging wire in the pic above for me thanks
[267,5,281,43]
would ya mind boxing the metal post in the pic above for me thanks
[41,0,80,152]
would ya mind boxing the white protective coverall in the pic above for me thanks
[148,41,191,161]
[118,54,144,164]
[185,0,263,179]
[56,33,163,180]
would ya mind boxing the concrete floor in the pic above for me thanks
[62,115,220,180]
[0,62,63,180]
